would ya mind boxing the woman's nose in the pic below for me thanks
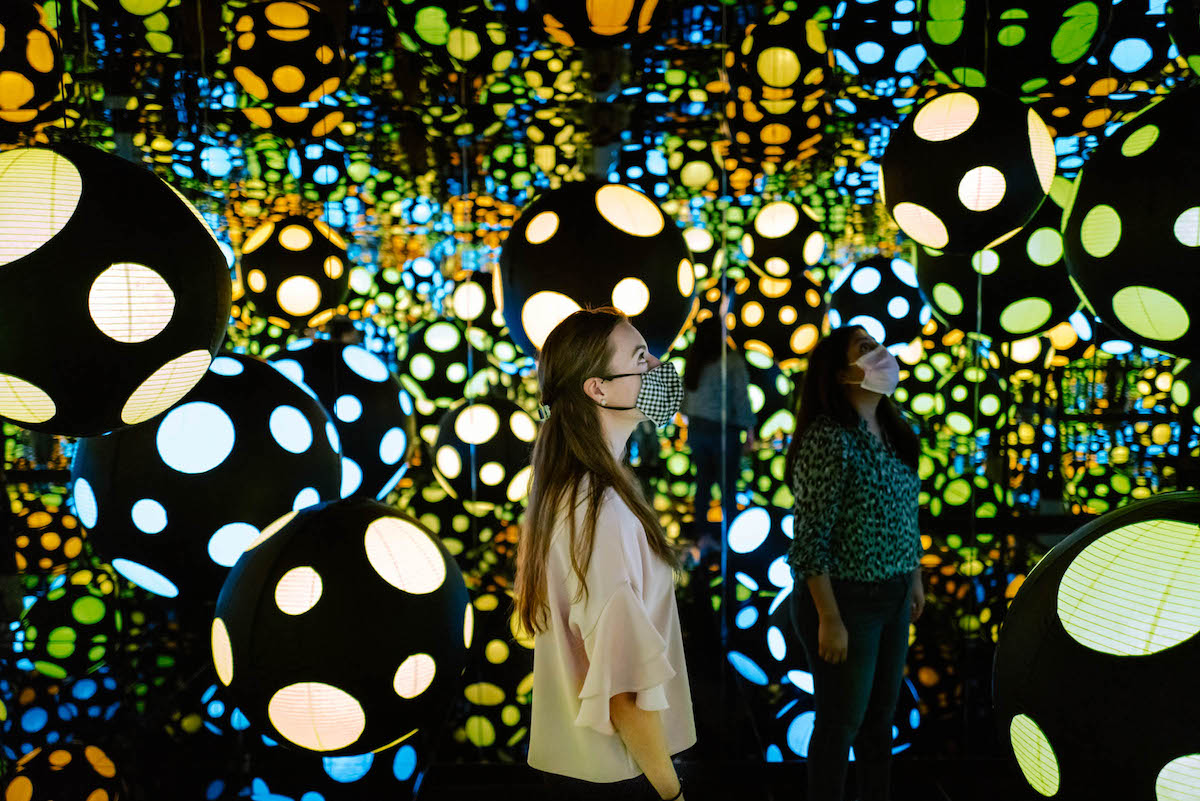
[647,353,661,370]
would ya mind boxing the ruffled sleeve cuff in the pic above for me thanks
[574,581,677,736]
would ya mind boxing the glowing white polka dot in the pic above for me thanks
[611,277,650,316]
[342,346,389,382]
[88,263,176,344]
[393,653,437,699]
[131,499,168,534]
[958,166,1006,212]
[510,411,536,443]
[595,184,664,237]
[522,291,582,351]
[112,558,178,598]
[270,406,313,454]
[455,404,500,444]
[379,427,407,465]
[268,683,365,752]
[0,149,82,267]
[525,211,559,244]
[293,487,321,510]
[0,373,56,424]
[479,462,505,485]
[208,522,261,567]
[121,350,212,426]
[887,296,910,318]
[209,357,244,376]
[275,566,323,615]
[212,618,234,685]
[850,266,881,294]
[364,516,446,594]
[341,457,363,498]
[729,508,771,554]
[1173,207,1200,247]
[245,512,296,552]
[326,421,341,453]
[277,275,322,316]
[912,92,979,141]
[72,477,98,529]
[157,402,236,474]
[334,394,363,422]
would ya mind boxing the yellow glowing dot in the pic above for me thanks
[27,30,57,73]
[754,200,800,238]
[1121,124,1159,157]
[272,65,306,94]
[364,516,446,594]
[522,290,582,350]
[802,231,826,265]
[893,203,949,249]
[243,222,275,253]
[393,653,437,699]
[312,219,345,248]
[1027,109,1055,194]
[279,224,314,251]
[88,263,175,344]
[1112,286,1189,342]
[247,269,267,293]
[1173,207,1200,247]
[269,682,365,752]
[233,66,269,100]
[485,639,510,664]
[1010,714,1060,796]
[0,149,82,267]
[912,92,979,142]
[1079,204,1120,258]
[510,411,536,442]
[465,715,496,747]
[266,1,310,27]
[275,566,323,615]
[121,350,211,426]
[742,301,764,326]
[677,258,695,297]
[436,446,462,479]
[0,373,56,424]
[790,324,819,355]
[524,210,559,244]
[757,46,801,87]
[595,184,664,237]
[683,227,713,253]
[453,282,487,321]
[212,617,234,685]
[479,462,505,486]
[315,45,335,64]
[958,166,1006,211]
[464,603,474,648]
[323,256,344,279]
[611,277,650,316]
[507,464,533,503]
[680,161,714,189]
[455,403,500,444]
[465,682,506,706]
[999,298,1052,335]
[277,275,322,316]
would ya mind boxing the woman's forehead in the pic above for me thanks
[612,321,646,350]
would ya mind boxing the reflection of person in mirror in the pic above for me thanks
[516,307,695,801]
[680,315,757,564]
[784,324,925,801]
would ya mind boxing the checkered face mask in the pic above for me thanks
[599,362,684,428]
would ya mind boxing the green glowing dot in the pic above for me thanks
[1173,207,1200,247]
[1010,714,1060,796]
[933,283,964,315]
[997,25,1026,46]
[1079,204,1121,258]
[72,595,106,625]
[1026,227,1063,266]
[1112,286,1189,342]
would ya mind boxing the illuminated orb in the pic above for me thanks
[535,0,666,47]
[431,397,535,515]
[213,499,470,755]
[239,214,349,331]
[722,272,826,372]
[1,743,122,800]
[0,144,231,436]
[0,3,64,131]
[229,0,343,105]
[994,491,1200,801]
[828,256,930,348]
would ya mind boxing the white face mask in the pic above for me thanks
[852,346,900,396]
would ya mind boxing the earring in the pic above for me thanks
[601,398,607,406]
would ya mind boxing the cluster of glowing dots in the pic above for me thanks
[212,515,472,753]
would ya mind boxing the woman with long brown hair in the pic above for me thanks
[515,307,695,801]
[785,324,925,801]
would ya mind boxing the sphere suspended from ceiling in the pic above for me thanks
[229,0,344,105]
[828,256,929,348]
[740,199,827,281]
[1062,87,1200,359]
[70,354,342,604]
[0,743,124,801]
[723,272,826,371]
[14,566,120,681]
[0,3,63,131]
[239,214,350,331]
[535,0,666,48]
[213,500,471,755]
[431,397,536,515]
[498,180,697,358]
[0,144,231,437]
[881,88,1056,253]
[993,491,1200,801]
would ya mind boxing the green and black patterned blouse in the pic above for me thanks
[787,412,923,582]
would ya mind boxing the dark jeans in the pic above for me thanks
[790,572,913,801]
[541,770,660,800]
[689,417,743,539]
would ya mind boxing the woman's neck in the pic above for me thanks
[601,416,638,462]
[846,386,882,425]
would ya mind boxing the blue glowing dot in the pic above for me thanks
[782,514,794,539]
[1110,38,1154,73]
[326,421,341,453]
[393,745,418,781]
[341,457,363,498]
[73,477,98,529]
[72,679,98,700]
[157,402,236,474]
[891,258,918,287]
[112,558,179,598]
[379,427,407,465]
[1069,310,1093,340]
[833,48,860,74]
[734,572,759,591]
[272,358,306,385]
[22,707,48,732]
[767,625,787,661]
[293,487,321,511]
[206,780,226,801]
[324,753,375,782]
[735,606,759,629]
[768,556,793,590]
[894,43,926,73]
[231,708,251,730]
[1101,339,1134,355]
[787,669,815,694]
[850,266,882,294]
[399,391,414,416]
[208,522,260,567]
[208,700,225,718]
[209,357,244,376]
[855,41,885,64]
[787,711,816,757]
[287,339,314,351]
[131,499,168,535]
[729,507,771,554]
[335,395,363,422]
[766,745,783,763]
[314,165,339,185]
[887,296,911,318]
[727,651,768,686]
[343,345,389,382]
[270,406,314,454]
[848,315,886,345]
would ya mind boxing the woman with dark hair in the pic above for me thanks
[784,324,925,801]
[516,307,695,801]
[680,315,757,561]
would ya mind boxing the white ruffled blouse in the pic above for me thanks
[528,485,696,782]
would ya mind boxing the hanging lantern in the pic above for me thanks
[828,256,930,348]
[880,88,1056,253]
[536,0,666,48]
[0,144,231,437]
[740,199,827,281]
[723,272,826,371]
[0,2,63,130]
[239,214,350,331]
[1062,86,1200,359]
[430,397,536,515]
[228,0,344,106]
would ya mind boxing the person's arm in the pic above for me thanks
[609,696,684,800]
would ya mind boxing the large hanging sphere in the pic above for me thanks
[915,178,1079,341]
[498,180,696,358]
[0,145,231,436]
[723,272,826,371]
[431,397,536,516]
[881,88,1056,253]
[2,743,124,800]
[6,495,85,574]
[70,354,342,604]
[918,0,1111,94]
[269,339,414,501]
[228,0,343,105]
[1062,87,1200,359]
[14,566,121,680]
[828,256,930,347]
[239,214,349,331]
[0,3,63,129]
[993,491,1200,801]
[534,0,666,48]
[212,500,471,756]
[740,199,827,281]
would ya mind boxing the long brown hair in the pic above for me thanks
[785,324,920,479]
[514,307,678,636]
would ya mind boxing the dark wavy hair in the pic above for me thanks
[784,325,920,478]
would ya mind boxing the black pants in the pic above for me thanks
[790,572,913,801]
[540,770,660,800]
[689,417,743,539]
